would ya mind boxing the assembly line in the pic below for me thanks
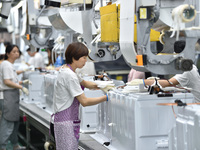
[0,0,200,150]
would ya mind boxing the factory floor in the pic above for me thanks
[16,120,109,150]
[6,141,16,150]
[16,101,109,150]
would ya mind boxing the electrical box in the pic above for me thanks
[100,4,160,43]
[100,4,118,42]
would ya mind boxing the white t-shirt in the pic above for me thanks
[28,52,45,68]
[53,67,84,113]
[0,60,18,90]
[28,57,34,66]
[173,65,200,102]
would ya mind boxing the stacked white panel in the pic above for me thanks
[20,71,40,102]
[93,89,193,150]
[28,74,45,104]
[194,110,200,150]
[168,124,177,150]
[44,74,57,113]
[80,88,104,133]
[80,75,104,133]
[169,105,200,150]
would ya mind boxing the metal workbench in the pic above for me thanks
[19,100,108,150]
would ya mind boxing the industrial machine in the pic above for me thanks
[7,0,198,75]
[1,0,200,149]
[89,0,200,75]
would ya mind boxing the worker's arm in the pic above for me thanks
[4,79,23,89]
[144,77,179,87]
[25,62,31,66]
[55,66,62,71]
[16,70,24,75]
[167,77,179,86]
[17,67,33,75]
[80,80,99,90]
[76,93,107,107]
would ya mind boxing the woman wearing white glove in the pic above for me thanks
[0,44,27,150]
[53,42,108,150]
[95,81,115,93]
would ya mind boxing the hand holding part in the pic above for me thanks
[22,87,29,95]
[22,79,32,85]
[126,79,144,86]
[23,68,32,72]
[100,85,115,93]
[151,78,162,88]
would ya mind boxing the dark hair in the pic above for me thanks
[4,42,11,47]
[26,48,31,52]
[47,48,55,65]
[65,42,88,64]
[174,40,186,53]
[0,54,5,60]
[26,48,39,52]
[5,44,19,60]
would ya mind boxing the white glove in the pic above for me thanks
[100,85,115,93]
[151,78,162,88]
[23,66,34,72]
[126,79,144,86]
[22,87,29,95]
[147,76,160,80]
[46,66,55,70]
[19,89,22,96]
[23,68,31,72]
[22,79,32,85]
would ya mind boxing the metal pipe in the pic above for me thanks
[83,0,86,11]
[100,0,103,7]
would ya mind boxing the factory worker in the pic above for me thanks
[26,47,45,69]
[127,42,146,82]
[76,47,96,76]
[0,55,4,65]
[0,45,29,150]
[127,68,145,82]
[52,42,113,150]
[0,42,12,65]
[127,40,200,103]
[0,42,6,65]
